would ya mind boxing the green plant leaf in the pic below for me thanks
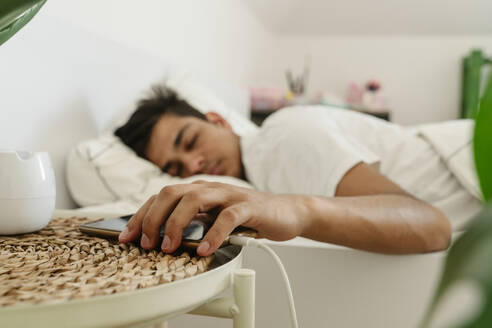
[474,73,492,202]
[0,0,47,47]
[421,66,492,327]
[421,205,492,327]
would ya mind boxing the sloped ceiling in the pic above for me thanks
[245,0,492,35]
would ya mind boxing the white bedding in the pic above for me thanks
[415,119,481,200]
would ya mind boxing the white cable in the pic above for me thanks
[229,236,299,328]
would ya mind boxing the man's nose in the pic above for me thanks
[183,153,205,176]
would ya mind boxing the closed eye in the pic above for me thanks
[162,163,171,173]
[186,133,199,151]
[162,161,182,177]
[176,162,183,177]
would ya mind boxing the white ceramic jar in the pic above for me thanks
[0,151,56,234]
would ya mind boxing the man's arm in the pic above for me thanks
[300,162,451,254]
[119,163,451,256]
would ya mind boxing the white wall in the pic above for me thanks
[255,35,492,125]
[246,0,492,36]
[45,0,273,87]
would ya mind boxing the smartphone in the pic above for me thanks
[79,214,256,249]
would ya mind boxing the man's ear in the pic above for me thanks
[205,112,233,131]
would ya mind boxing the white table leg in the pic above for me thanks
[188,268,256,327]
[232,269,255,328]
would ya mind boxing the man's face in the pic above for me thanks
[146,112,243,179]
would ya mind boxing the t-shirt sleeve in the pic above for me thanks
[243,121,380,197]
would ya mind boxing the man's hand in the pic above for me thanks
[118,181,310,256]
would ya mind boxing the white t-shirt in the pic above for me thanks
[240,106,482,231]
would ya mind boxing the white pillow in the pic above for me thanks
[66,77,257,207]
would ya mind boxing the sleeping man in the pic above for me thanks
[115,86,482,257]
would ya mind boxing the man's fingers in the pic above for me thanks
[119,195,155,243]
[139,185,191,249]
[197,203,250,256]
[121,181,253,254]
[163,188,228,253]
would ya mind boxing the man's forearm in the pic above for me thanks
[300,194,451,254]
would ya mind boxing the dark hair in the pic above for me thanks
[114,86,206,158]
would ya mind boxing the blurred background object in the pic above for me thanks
[345,81,364,107]
[249,86,286,111]
[285,55,311,96]
[250,76,391,125]
[361,79,388,113]
[461,49,492,119]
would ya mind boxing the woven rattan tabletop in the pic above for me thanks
[0,217,213,307]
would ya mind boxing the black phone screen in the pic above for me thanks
[80,214,209,241]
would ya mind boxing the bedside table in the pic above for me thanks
[251,108,391,126]
[0,212,255,328]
